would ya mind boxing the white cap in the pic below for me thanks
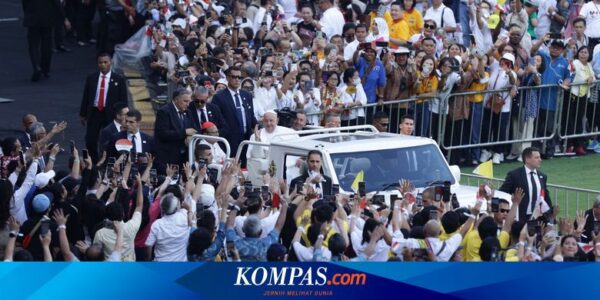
[392,47,410,54]
[172,18,187,29]
[501,52,515,65]
[200,184,216,206]
[35,170,56,189]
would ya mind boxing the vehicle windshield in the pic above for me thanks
[330,144,455,193]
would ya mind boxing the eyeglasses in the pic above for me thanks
[500,209,510,213]
[228,75,242,80]
[424,24,436,29]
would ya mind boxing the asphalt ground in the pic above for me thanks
[0,0,99,168]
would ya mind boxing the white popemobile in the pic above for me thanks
[189,125,510,208]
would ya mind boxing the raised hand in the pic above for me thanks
[52,209,69,226]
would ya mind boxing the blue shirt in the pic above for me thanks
[537,50,571,111]
[188,223,226,262]
[226,227,280,261]
[355,57,387,104]
[593,52,600,91]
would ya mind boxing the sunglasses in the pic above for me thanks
[424,24,436,29]
[500,209,510,213]
[228,75,242,80]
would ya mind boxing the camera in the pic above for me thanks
[275,107,296,128]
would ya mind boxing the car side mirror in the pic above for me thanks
[449,165,461,183]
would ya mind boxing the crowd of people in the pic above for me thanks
[7,0,600,262]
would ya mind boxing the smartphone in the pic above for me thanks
[549,32,562,39]
[264,70,274,77]
[19,150,25,166]
[40,220,50,236]
[226,240,236,260]
[332,184,340,195]
[416,193,423,207]
[491,197,500,213]
[358,182,366,197]
[527,220,537,237]
[529,57,536,66]
[390,194,399,209]
[316,31,323,39]
[69,140,75,154]
[295,181,304,194]
[46,143,55,150]
[177,70,190,78]
[272,193,280,208]
[375,41,389,48]
[197,158,207,170]
[131,166,139,178]
[234,48,243,55]
[225,28,231,35]
[434,186,443,202]
[150,169,158,186]
[130,150,137,164]
[359,197,367,209]
[244,181,253,194]
[451,193,460,210]
[108,157,116,165]
[304,80,314,91]
[443,181,451,203]
[359,42,371,50]
[594,221,600,235]
[172,165,180,181]
[290,63,297,72]
[82,149,89,160]
[261,185,270,201]
[429,209,438,221]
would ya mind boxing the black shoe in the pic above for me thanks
[56,45,72,52]
[31,70,42,82]
[42,72,50,79]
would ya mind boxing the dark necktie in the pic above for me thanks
[131,135,137,154]
[203,108,209,123]
[178,111,185,128]
[234,93,245,135]
[529,171,538,214]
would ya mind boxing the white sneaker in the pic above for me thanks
[492,153,502,164]
[506,153,518,160]
[517,155,523,162]
[480,150,492,163]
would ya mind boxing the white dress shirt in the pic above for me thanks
[525,166,542,215]
[127,131,142,153]
[94,71,112,107]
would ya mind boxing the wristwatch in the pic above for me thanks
[9,231,18,238]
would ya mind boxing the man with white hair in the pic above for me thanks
[145,193,191,261]
[247,110,297,159]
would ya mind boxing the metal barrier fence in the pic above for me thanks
[306,80,599,162]
[461,174,600,218]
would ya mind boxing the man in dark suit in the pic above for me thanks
[499,147,552,222]
[98,102,129,155]
[210,66,257,166]
[79,53,128,162]
[22,0,60,81]
[580,198,600,243]
[154,88,197,174]
[189,86,228,134]
[107,109,154,159]
[16,114,38,150]
[290,150,333,198]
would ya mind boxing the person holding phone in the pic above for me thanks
[290,150,332,200]
[337,68,367,127]
[18,193,57,261]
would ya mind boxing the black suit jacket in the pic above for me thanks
[98,122,120,154]
[16,131,31,150]
[107,131,154,159]
[581,209,596,243]
[154,102,194,171]
[211,89,257,157]
[188,102,229,135]
[499,166,552,222]
[290,173,333,197]
[79,71,128,125]
[22,0,60,27]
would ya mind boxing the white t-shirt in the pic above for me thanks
[319,7,345,40]
[484,69,516,113]
[579,1,600,38]
[535,0,556,39]
[350,230,390,261]
[145,209,190,262]
[293,242,332,261]
[391,230,463,262]
[344,40,359,62]
[94,211,142,261]
[424,5,456,30]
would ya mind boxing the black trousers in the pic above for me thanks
[74,1,95,42]
[27,26,53,73]
[85,109,108,162]
[53,22,65,48]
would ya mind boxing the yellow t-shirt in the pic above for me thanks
[403,9,424,37]
[415,72,438,103]
[504,248,520,262]
[468,72,490,103]
[388,19,410,48]
[295,208,348,247]
[461,230,510,262]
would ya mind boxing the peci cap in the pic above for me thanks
[32,193,53,213]
[35,170,56,189]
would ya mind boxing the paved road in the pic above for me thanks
[0,0,98,165]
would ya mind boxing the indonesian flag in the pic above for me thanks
[538,189,551,214]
